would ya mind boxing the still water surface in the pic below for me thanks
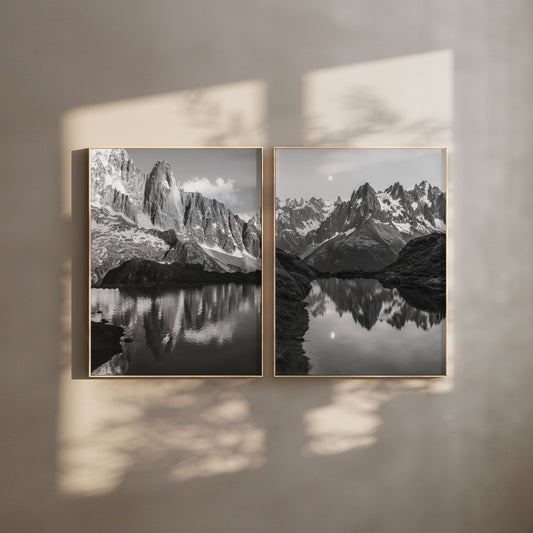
[303,278,445,376]
[91,283,261,376]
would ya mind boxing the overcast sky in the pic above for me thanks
[127,148,261,218]
[275,148,446,201]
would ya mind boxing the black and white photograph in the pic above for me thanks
[90,147,262,376]
[275,147,447,376]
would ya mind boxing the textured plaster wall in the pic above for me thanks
[1,1,532,532]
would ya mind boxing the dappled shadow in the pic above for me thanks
[171,85,267,145]
[302,376,451,457]
[58,367,451,496]
[303,50,453,147]
[306,85,402,144]
[58,379,267,495]
[48,374,462,533]
[306,84,449,146]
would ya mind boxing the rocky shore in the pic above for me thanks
[376,233,445,314]
[275,249,317,375]
[90,321,124,372]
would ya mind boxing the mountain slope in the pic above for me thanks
[275,197,337,254]
[91,148,148,224]
[302,219,407,272]
[378,232,446,291]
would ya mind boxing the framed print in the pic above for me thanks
[274,147,447,377]
[89,147,262,377]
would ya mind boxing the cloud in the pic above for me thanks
[181,177,239,207]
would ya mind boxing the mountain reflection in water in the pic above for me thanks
[303,278,445,376]
[91,283,261,376]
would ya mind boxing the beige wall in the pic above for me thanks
[2,1,532,532]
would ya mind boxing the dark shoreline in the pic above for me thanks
[95,261,261,288]
[92,278,261,290]
[275,249,315,375]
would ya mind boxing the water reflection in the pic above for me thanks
[91,283,261,376]
[303,278,445,376]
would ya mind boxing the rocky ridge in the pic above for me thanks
[276,180,445,273]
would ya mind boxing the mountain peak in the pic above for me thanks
[351,182,376,201]
[148,160,174,187]
[415,180,429,190]
[385,181,405,199]
[93,148,137,174]
[152,159,172,171]
[285,197,307,209]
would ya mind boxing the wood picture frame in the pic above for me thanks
[89,147,263,377]
[274,146,447,377]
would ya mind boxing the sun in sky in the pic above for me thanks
[328,175,333,181]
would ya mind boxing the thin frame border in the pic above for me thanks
[88,146,264,379]
[273,145,448,378]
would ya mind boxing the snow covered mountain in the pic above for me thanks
[91,149,261,285]
[275,196,339,253]
[276,181,445,273]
